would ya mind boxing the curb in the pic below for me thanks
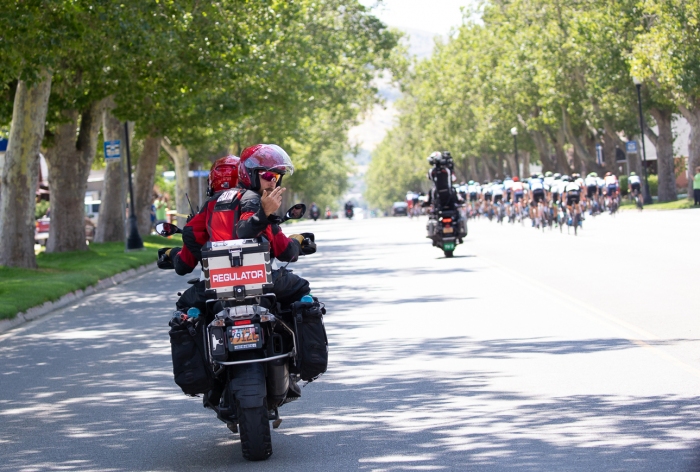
[0,262,158,334]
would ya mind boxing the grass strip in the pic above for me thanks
[620,198,697,211]
[0,235,180,320]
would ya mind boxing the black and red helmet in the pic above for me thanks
[238,144,294,190]
[208,155,240,196]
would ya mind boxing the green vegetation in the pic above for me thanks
[366,0,700,210]
[0,236,176,320]
[1,1,402,266]
[621,198,695,211]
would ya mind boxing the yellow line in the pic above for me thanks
[481,255,700,379]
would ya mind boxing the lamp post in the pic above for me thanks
[511,126,519,177]
[124,122,143,250]
[632,77,653,204]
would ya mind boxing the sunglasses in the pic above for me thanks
[260,171,281,183]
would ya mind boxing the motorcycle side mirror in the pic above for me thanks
[283,203,306,221]
[155,222,182,236]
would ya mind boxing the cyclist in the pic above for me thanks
[629,171,642,197]
[512,176,524,220]
[562,175,583,228]
[503,175,514,203]
[604,172,619,211]
[528,174,546,227]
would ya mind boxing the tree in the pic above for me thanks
[632,0,700,199]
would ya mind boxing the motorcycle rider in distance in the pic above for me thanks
[344,201,354,219]
[309,202,320,221]
[425,151,466,241]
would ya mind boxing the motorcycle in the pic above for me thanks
[309,205,320,221]
[344,206,354,219]
[426,208,467,258]
[156,203,327,461]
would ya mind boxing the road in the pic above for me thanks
[1,209,699,471]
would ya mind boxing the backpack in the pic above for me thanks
[292,300,328,381]
[168,316,214,395]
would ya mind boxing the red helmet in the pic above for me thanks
[513,176,519,182]
[208,155,240,195]
[238,144,294,190]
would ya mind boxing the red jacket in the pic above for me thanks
[173,189,300,276]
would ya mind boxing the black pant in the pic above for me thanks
[694,189,700,205]
[176,268,310,312]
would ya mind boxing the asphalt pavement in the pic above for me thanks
[1,209,699,471]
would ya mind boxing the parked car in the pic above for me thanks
[392,201,409,216]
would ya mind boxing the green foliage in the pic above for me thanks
[35,200,50,219]
[0,235,175,320]
[366,0,699,204]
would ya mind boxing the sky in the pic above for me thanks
[359,0,473,36]
[348,1,477,154]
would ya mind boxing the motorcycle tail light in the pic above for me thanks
[234,320,253,326]
[441,218,452,223]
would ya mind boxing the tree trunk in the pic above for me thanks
[481,156,492,182]
[45,100,104,253]
[505,153,517,177]
[161,140,191,227]
[133,136,162,236]
[562,108,593,173]
[0,69,52,268]
[94,99,127,242]
[549,126,571,174]
[648,108,676,202]
[601,125,621,175]
[468,155,477,181]
[679,104,700,200]
[523,151,531,177]
[189,161,202,211]
[531,130,554,173]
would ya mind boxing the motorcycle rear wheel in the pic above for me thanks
[444,250,454,258]
[237,399,272,461]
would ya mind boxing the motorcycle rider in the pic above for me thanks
[425,151,466,239]
[309,202,320,221]
[344,201,354,218]
[159,145,313,402]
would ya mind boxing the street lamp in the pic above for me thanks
[511,126,519,177]
[124,122,143,250]
[632,76,653,204]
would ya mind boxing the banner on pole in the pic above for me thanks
[595,143,603,166]
[104,140,121,161]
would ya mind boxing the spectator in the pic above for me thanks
[694,166,700,206]
[155,194,168,224]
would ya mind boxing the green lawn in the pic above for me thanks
[0,235,180,320]
[620,198,696,211]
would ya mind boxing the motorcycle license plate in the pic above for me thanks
[227,324,262,351]
[442,227,454,234]
[443,242,455,251]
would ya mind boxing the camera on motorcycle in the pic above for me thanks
[284,203,306,221]
[155,222,182,236]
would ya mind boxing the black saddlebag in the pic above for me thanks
[292,300,328,381]
[168,317,214,395]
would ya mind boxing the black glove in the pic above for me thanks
[300,238,316,255]
[157,247,181,270]
[301,232,315,242]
